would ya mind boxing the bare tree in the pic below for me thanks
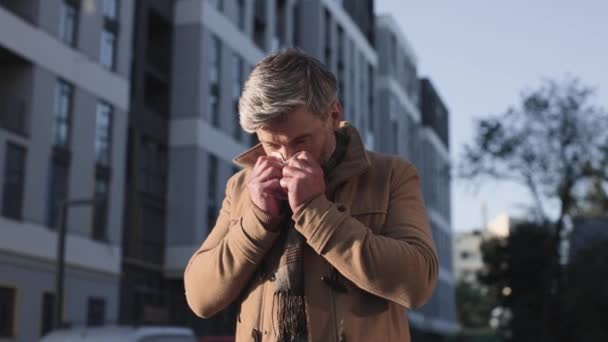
[460,77,608,342]
[461,77,608,225]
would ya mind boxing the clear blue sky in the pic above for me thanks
[376,0,608,231]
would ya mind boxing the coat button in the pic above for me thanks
[269,273,276,281]
[337,204,346,212]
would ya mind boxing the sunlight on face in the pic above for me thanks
[256,103,341,165]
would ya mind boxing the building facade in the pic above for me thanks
[0,0,457,340]
[0,0,133,340]
[374,15,458,340]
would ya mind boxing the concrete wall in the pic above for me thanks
[0,252,119,342]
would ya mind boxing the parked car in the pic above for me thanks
[40,325,197,342]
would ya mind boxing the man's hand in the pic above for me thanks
[247,156,285,218]
[280,151,326,212]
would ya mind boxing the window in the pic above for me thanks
[141,204,165,264]
[2,143,26,220]
[52,80,73,148]
[275,0,286,49]
[232,54,243,141]
[139,137,166,197]
[0,286,16,338]
[390,33,398,69]
[86,297,105,326]
[100,29,116,69]
[392,120,399,154]
[59,0,78,46]
[236,0,245,30]
[292,2,299,46]
[324,10,332,64]
[40,292,55,336]
[47,159,69,229]
[208,36,221,127]
[207,155,218,200]
[368,63,374,131]
[95,102,113,166]
[207,155,218,227]
[337,26,344,108]
[92,176,109,241]
[209,0,223,12]
[102,0,118,20]
[253,0,267,49]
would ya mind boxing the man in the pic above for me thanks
[184,49,438,342]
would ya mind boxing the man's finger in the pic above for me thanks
[259,178,282,192]
[279,177,292,191]
[286,157,314,170]
[255,165,283,182]
[252,157,284,177]
[282,165,311,179]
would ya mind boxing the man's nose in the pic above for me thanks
[278,147,300,162]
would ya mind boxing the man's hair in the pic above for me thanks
[238,48,338,133]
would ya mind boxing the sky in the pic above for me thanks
[375,0,608,231]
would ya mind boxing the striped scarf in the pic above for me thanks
[269,130,349,342]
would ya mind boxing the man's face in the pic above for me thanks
[256,102,342,165]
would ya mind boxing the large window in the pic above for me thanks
[236,0,245,30]
[0,286,16,338]
[95,102,113,166]
[324,9,332,65]
[139,137,166,197]
[47,158,69,229]
[102,0,118,20]
[208,36,221,127]
[232,54,244,141]
[92,175,109,241]
[59,0,78,46]
[86,297,105,326]
[52,80,73,148]
[2,143,26,220]
[100,29,116,69]
[100,0,118,70]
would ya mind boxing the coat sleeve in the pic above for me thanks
[292,159,439,309]
[184,175,283,318]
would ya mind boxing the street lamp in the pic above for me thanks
[53,196,106,329]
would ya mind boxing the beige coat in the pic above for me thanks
[184,122,439,341]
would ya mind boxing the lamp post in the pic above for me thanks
[53,196,105,329]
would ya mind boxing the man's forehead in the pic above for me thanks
[257,129,313,143]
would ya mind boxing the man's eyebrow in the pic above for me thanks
[259,133,312,144]
[291,133,312,142]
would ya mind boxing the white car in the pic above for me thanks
[40,325,197,342]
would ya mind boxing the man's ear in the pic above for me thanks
[329,101,342,129]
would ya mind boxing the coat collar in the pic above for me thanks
[233,121,371,189]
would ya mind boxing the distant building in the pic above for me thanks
[453,214,512,284]
[375,14,458,340]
